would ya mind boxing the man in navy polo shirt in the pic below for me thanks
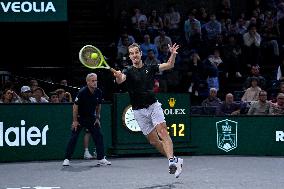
[63,73,111,166]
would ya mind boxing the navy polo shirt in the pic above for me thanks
[74,86,102,119]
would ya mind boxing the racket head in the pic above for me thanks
[79,45,110,69]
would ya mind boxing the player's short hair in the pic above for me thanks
[128,43,141,52]
[86,73,97,82]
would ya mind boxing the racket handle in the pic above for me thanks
[109,68,117,73]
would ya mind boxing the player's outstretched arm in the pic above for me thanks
[113,70,126,84]
[159,43,180,72]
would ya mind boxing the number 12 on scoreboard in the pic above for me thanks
[167,124,185,137]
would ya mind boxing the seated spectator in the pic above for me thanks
[276,56,284,81]
[235,17,247,36]
[144,49,161,66]
[247,90,271,115]
[0,88,20,103]
[270,82,284,103]
[15,86,36,103]
[242,23,261,67]
[217,93,241,115]
[241,77,262,103]
[60,79,68,86]
[65,92,72,103]
[184,11,201,49]
[163,6,181,34]
[244,64,266,89]
[131,8,147,30]
[49,91,60,103]
[154,30,172,52]
[140,34,159,60]
[117,30,135,48]
[197,7,209,25]
[260,14,280,58]
[147,9,164,38]
[201,87,221,107]
[133,20,149,43]
[29,79,39,91]
[223,34,243,78]
[33,87,49,103]
[269,93,284,115]
[203,48,223,91]
[55,89,70,103]
[203,14,222,45]
[117,36,130,64]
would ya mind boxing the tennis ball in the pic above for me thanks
[91,53,98,59]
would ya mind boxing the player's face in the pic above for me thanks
[87,75,98,89]
[129,47,142,65]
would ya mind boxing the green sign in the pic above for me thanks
[0,104,112,162]
[0,0,67,22]
[112,93,191,155]
[190,116,284,155]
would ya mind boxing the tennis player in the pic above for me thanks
[114,43,183,178]
[62,73,111,166]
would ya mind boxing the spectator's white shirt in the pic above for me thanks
[243,32,261,47]
[277,65,282,80]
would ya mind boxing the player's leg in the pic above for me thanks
[154,123,173,159]
[151,102,183,177]
[146,129,166,157]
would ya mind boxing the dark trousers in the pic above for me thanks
[64,120,105,160]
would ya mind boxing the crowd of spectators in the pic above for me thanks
[0,78,73,104]
[1,0,284,116]
[112,0,284,115]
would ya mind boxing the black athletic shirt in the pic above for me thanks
[123,64,159,110]
[74,86,102,119]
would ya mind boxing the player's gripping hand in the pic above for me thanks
[113,70,126,84]
[113,70,122,78]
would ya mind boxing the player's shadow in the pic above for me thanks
[61,164,100,172]
[139,181,183,189]
[61,160,101,172]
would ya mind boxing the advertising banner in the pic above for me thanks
[0,0,67,22]
[0,104,112,162]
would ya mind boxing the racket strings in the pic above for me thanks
[82,47,101,67]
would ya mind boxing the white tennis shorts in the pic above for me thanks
[133,101,166,135]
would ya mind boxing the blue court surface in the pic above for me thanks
[1,156,284,189]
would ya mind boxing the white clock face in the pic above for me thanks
[123,106,141,132]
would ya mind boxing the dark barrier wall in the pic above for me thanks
[0,104,112,162]
[190,116,284,156]
[1,100,284,162]
[112,93,191,154]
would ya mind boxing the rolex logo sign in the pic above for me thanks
[168,98,176,108]
[216,119,238,152]
[164,98,186,115]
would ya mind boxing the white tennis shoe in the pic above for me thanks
[97,157,111,166]
[169,159,177,174]
[84,150,93,159]
[174,157,183,178]
[62,159,70,166]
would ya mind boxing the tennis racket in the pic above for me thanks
[79,45,116,73]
